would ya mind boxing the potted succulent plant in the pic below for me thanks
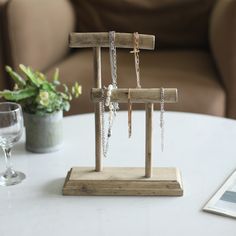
[0,64,82,153]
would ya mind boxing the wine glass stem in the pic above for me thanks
[3,147,15,176]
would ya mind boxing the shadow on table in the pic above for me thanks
[42,178,65,196]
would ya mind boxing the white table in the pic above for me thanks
[0,111,236,236]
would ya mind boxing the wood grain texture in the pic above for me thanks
[63,167,184,196]
[69,32,155,50]
[91,88,178,103]
[93,47,103,172]
[145,103,153,178]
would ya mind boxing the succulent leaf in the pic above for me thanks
[19,64,41,87]
[53,68,59,81]
[0,87,37,101]
[5,66,26,87]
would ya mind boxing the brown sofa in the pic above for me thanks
[0,0,235,118]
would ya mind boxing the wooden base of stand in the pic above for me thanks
[62,167,183,196]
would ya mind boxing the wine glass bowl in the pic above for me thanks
[0,102,25,186]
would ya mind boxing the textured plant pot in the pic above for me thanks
[24,110,63,153]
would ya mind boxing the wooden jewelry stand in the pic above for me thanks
[63,32,183,196]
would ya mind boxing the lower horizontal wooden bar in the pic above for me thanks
[91,88,178,103]
[62,167,183,196]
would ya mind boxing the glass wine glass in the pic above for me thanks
[0,102,25,186]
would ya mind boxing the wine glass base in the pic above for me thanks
[0,171,26,186]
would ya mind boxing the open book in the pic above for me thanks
[203,169,236,219]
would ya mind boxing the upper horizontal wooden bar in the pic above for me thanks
[91,88,178,103]
[69,32,155,50]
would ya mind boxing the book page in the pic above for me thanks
[203,170,236,219]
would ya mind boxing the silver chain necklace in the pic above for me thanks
[101,31,119,158]
[160,87,165,152]
[109,31,119,112]
[101,88,109,158]
[109,31,117,88]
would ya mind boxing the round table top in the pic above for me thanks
[0,111,236,236]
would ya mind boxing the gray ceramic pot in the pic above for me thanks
[24,110,63,153]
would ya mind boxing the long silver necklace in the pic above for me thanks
[101,31,119,158]
[109,31,119,112]
[160,87,165,152]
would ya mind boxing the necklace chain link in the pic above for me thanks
[160,88,165,152]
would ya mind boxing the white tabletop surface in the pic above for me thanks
[0,111,236,236]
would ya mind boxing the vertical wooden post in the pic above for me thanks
[94,47,103,172]
[145,103,153,178]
